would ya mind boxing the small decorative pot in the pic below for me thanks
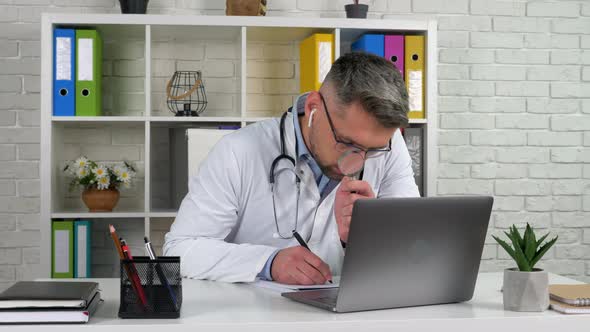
[226,0,267,16]
[503,268,549,312]
[82,187,120,212]
[345,4,369,19]
[119,0,149,14]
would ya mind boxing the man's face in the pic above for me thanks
[305,90,396,180]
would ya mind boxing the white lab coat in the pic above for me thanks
[163,111,420,283]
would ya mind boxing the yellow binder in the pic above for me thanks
[299,33,334,93]
[405,36,425,119]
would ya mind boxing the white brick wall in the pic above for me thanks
[0,0,589,285]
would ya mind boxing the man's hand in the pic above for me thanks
[271,246,332,285]
[334,177,375,243]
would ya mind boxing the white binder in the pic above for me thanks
[187,129,234,178]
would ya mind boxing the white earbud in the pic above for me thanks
[308,109,317,128]
[272,232,280,239]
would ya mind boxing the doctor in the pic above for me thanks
[164,52,419,285]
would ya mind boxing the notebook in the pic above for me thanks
[0,292,101,324]
[0,281,98,309]
[550,300,590,314]
[549,284,590,306]
[252,277,340,293]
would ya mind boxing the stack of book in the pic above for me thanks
[0,281,101,324]
[549,284,590,314]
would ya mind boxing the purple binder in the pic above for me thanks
[384,35,404,76]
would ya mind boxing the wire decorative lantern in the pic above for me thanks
[166,71,208,116]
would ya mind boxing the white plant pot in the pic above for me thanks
[503,268,549,312]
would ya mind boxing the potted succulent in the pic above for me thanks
[345,0,368,19]
[493,224,558,312]
[63,156,136,212]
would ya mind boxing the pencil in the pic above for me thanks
[109,224,125,260]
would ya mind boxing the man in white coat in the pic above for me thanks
[164,52,420,285]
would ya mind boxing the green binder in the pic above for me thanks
[52,220,74,278]
[75,29,102,116]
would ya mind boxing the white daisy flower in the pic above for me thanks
[75,156,88,169]
[118,169,133,184]
[97,176,110,190]
[113,165,123,177]
[77,167,88,178]
[92,165,108,179]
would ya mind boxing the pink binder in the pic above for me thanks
[384,35,404,76]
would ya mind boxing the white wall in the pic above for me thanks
[0,0,589,287]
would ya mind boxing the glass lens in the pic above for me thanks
[338,150,365,179]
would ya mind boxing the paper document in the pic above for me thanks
[251,277,340,293]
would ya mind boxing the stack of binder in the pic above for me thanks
[549,284,590,314]
[0,281,101,324]
[351,33,425,119]
[52,220,92,278]
[53,28,102,117]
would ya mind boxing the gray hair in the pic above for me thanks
[321,52,409,128]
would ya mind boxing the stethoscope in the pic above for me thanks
[269,107,366,239]
[269,110,301,239]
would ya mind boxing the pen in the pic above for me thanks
[110,225,146,308]
[144,236,178,308]
[121,239,148,308]
[292,230,333,284]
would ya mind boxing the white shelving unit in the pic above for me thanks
[40,14,438,278]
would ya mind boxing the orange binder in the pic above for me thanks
[405,36,425,119]
[299,33,334,93]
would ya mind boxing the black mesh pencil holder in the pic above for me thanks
[118,256,182,319]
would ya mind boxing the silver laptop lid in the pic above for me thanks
[335,196,493,312]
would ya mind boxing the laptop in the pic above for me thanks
[282,196,494,313]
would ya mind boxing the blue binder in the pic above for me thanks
[74,220,91,278]
[53,28,76,116]
[351,34,384,57]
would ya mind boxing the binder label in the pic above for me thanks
[54,230,70,273]
[77,225,88,277]
[56,37,71,81]
[408,70,423,111]
[78,38,93,81]
[318,41,331,83]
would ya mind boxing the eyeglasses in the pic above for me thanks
[319,93,391,159]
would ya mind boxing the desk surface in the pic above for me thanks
[5,273,590,331]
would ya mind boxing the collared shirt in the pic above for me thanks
[258,93,337,280]
[292,93,335,196]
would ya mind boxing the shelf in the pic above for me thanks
[148,116,266,123]
[148,210,178,218]
[41,13,437,279]
[52,116,146,122]
[51,211,179,218]
[51,211,147,219]
[52,116,424,124]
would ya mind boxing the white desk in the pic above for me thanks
[5,273,589,331]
